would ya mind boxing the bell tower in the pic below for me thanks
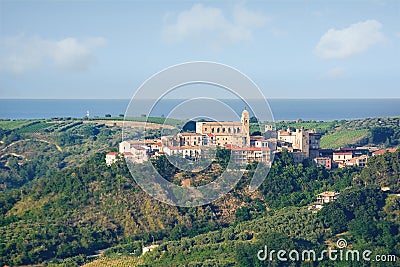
[241,108,250,146]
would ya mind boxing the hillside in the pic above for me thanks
[0,117,399,266]
[276,117,400,149]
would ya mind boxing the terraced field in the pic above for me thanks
[320,129,370,149]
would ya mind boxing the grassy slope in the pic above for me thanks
[320,129,370,149]
[83,207,324,267]
[0,120,30,130]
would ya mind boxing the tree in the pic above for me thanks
[235,207,251,223]
[319,203,349,234]
[370,127,394,144]
[249,116,258,123]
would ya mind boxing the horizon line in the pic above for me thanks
[1,97,400,100]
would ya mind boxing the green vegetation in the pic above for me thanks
[320,129,369,149]
[320,117,400,149]
[0,116,399,266]
[276,120,340,134]
[125,116,184,126]
[0,120,30,130]
[15,121,56,133]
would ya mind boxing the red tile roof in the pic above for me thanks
[333,151,353,155]
[224,144,270,151]
[372,148,397,155]
[132,146,146,150]
[107,152,119,155]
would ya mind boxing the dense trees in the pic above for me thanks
[371,127,395,144]
[359,149,400,191]
[1,117,399,266]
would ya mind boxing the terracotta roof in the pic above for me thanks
[179,132,202,136]
[107,152,119,155]
[165,145,200,150]
[372,148,397,155]
[278,131,292,136]
[318,191,339,197]
[333,151,353,155]
[132,146,146,150]
[123,152,133,156]
[225,144,270,151]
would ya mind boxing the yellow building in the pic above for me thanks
[195,109,250,147]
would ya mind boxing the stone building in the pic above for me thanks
[195,109,250,147]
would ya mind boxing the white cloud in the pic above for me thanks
[162,4,268,49]
[321,66,346,79]
[315,20,385,59]
[0,35,106,74]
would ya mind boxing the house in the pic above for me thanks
[226,145,271,165]
[119,140,132,153]
[277,127,321,158]
[314,157,332,169]
[105,152,119,166]
[163,146,201,160]
[316,191,340,204]
[372,148,397,156]
[333,151,353,164]
[150,141,162,153]
[178,132,203,146]
[344,155,368,168]
[129,146,148,163]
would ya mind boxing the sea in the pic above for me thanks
[0,99,399,121]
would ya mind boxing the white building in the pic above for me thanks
[129,146,149,163]
[333,151,353,164]
[105,152,119,166]
[118,141,149,163]
[316,191,340,204]
[163,146,201,160]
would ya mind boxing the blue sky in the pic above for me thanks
[0,0,399,99]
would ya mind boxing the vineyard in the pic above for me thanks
[320,129,370,149]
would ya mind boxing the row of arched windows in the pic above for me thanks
[211,127,241,134]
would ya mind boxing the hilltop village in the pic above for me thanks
[106,109,397,170]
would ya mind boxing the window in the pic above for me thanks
[217,128,220,133]
[212,128,214,133]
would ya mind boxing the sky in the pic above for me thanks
[0,0,399,99]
